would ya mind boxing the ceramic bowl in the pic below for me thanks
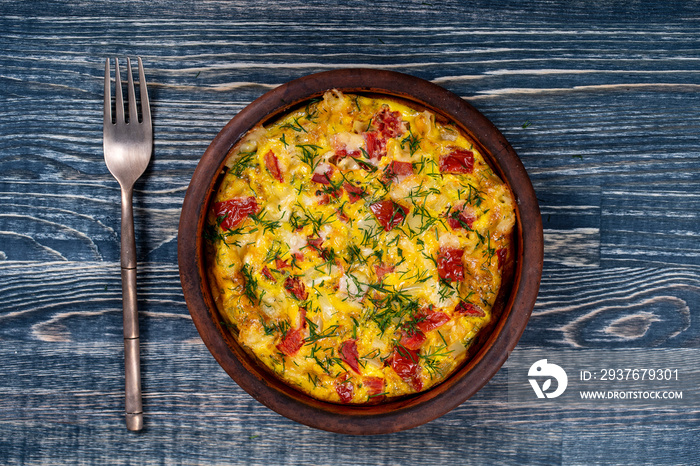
[178,69,543,435]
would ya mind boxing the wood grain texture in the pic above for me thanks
[1,0,699,464]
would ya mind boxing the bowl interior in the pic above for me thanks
[178,69,543,435]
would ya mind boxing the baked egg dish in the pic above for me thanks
[206,90,515,404]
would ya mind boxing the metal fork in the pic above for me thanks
[103,57,152,432]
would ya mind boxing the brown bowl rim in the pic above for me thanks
[178,68,543,435]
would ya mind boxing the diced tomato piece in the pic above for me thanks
[439,148,474,174]
[307,236,331,260]
[363,376,385,398]
[330,137,362,162]
[374,263,395,280]
[336,207,349,223]
[332,148,347,160]
[369,200,408,231]
[297,307,307,329]
[399,328,426,351]
[343,182,364,203]
[364,131,387,160]
[316,188,341,203]
[261,266,275,282]
[306,236,324,253]
[437,247,465,281]
[416,311,451,333]
[454,301,485,317]
[339,339,360,374]
[374,107,405,139]
[311,173,330,184]
[276,327,304,356]
[447,205,476,230]
[496,247,508,269]
[311,164,334,185]
[264,150,284,182]
[333,147,358,159]
[274,258,290,269]
[330,148,363,167]
[390,346,422,391]
[307,237,322,248]
[213,196,259,230]
[284,276,308,301]
[335,376,354,403]
[384,161,414,180]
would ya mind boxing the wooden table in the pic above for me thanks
[1,1,699,464]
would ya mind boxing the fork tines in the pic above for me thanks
[104,57,151,127]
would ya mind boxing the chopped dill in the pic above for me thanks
[420,345,453,379]
[400,129,422,155]
[295,144,322,171]
[230,150,257,177]
[280,116,308,133]
[304,98,322,121]
[346,243,365,267]
[260,317,290,337]
[294,201,335,236]
[460,183,485,207]
[240,264,263,305]
[305,322,340,344]
[249,210,281,234]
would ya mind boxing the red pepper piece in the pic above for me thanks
[416,311,450,333]
[276,328,304,356]
[284,276,308,301]
[454,301,485,317]
[264,150,284,182]
[212,196,259,231]
[343,182,364,203]
[437,247,465,281]
[369,200,408,231]
[390,346,422,391]
[339,339,360,374]
[363,376,385,398]
[384,161,414,180]
[496,247,508,269]
[311,164,334,185]
[364,131,387,160]
[399,328,426,351]
[446,205,476,230]
[439,148,474,174]
[335,375,354,403]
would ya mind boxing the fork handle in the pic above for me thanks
[120,186,143,431]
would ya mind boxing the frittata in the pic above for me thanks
[206,90,515,404]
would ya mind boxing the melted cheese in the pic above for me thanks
[207,91,515,404]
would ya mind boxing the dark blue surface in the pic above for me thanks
[1,1,699,464]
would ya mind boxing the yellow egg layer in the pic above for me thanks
[206,90,515,404]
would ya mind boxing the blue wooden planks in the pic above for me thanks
[1,0,700,464]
